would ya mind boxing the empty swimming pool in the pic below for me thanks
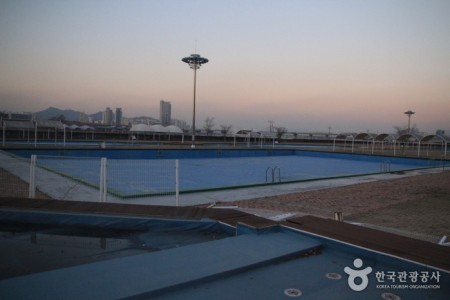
[1,199,448,299]
[6,148,445,198]
[0,210,232,279]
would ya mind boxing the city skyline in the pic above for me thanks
[1,0,449,134]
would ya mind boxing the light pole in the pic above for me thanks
[182,54,208,148]
[404,110,415,134]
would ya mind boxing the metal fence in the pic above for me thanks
[27,155,179,204]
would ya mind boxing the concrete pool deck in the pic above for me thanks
[0,150,445,207]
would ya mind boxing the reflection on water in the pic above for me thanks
[0,222,228,279]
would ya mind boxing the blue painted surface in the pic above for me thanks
[0,230,321,300]
[5,148,441,197]
[1,215,448,300]
[6,148,434,167]
[0,210,234,235]
[154,240,449,300]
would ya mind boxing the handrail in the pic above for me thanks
[266,166,281,183]
[380,160,391,172]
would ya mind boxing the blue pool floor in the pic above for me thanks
[0,231,321,299]
[1,226,448,300]
[152,241,449,300]
[36,154,434,198]
[0,150,445,206]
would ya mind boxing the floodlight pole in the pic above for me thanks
[192,66,197,148]
[182,54,208,148]
[404,110,415,133]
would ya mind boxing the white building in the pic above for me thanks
[172,118,188,130]
[102,107,113,125]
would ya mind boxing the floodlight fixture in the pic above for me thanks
[404,110,415,133]
[182,54,209,148]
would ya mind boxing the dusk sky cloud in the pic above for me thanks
[1,0,449,133]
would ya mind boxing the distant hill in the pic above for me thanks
[33,107,103,122]
[34,107,80,121]
[90,111,103,122]
[33,107,159,124]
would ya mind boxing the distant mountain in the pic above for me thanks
[33,107,158,124]
[33,107,79,121]
[90,111,103,122]
[33,107,103,122]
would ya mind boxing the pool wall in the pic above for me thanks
[0,209,235,236]
[6,148,290,159]
[4,148,438,167]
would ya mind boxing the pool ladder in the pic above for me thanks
[266,166,281,183]
[380,160,391,172]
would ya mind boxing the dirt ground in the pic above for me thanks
[1,167,449,242]
[218,170,450,241]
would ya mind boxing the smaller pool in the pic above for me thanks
[1,201,448,300]
[0,211,232,279]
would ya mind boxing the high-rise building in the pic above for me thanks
[160,100,171,126]
[102,107,113,125]
[115,108,122,126]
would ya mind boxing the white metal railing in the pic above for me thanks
[99,157,107,202]
[28,156,180,205]
[29,155,37,198]
[266,166,281,183]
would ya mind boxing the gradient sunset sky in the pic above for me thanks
[1,0,449,133]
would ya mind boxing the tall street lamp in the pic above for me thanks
[182,54,209,148]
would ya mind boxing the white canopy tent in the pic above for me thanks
[2,119,65,147]
[129,124,184,142]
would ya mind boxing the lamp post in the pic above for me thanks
[404,110,415,134]
[182,54,209,148]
